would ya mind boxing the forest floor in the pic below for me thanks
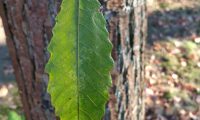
[0,0,200,120]
[146,0,200,119]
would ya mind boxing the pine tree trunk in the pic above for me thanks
[0,0,61,119]
[106,0,147,119]
[0,0,147,120]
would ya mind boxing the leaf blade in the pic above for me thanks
[46,0,113,120]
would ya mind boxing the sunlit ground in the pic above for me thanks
[146,0,200,119]
[0,18,5,45]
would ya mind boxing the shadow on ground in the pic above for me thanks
[148,6,200,44]
[0,44,14,83]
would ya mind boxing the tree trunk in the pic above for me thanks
[106,0,147,120]
[0,0,147,120]
[0,0,61,119]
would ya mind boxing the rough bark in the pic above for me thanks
[106,0,147,120]
[0,0,61,119]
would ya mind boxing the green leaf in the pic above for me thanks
[45,0,113,120]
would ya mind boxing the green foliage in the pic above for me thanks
[159,2,169,9]
[8,111,24,120]
[45,0,113,120]
[183,41,198,53]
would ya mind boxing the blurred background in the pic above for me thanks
[0,0,200,119]
[146,0,200,119]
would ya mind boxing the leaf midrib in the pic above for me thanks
[76,0,80,119]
